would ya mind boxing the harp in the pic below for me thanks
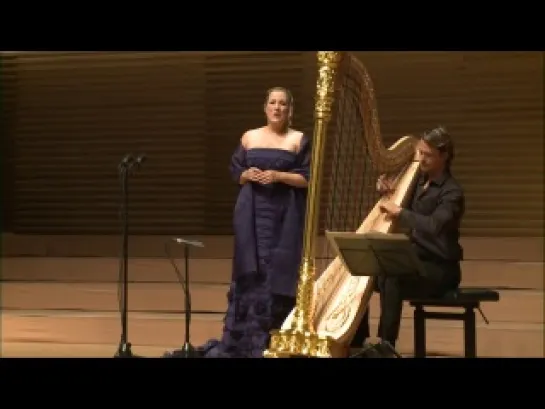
[264,52,420,358]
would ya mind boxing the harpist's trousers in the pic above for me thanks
[351,259,461,347]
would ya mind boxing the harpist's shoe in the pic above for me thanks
[349,341,383,358]
[374,340,402,358]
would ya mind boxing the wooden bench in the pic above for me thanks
[407,287,500,358]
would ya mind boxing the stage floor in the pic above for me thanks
[1,255,543,358]
[2,288,543,358]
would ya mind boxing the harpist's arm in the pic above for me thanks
[397,187,464,236]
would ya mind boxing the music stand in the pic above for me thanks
[325,230,426,358]
[325,231,426,280]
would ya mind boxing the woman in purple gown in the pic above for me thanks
[198,87,311,358]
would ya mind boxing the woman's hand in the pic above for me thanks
[255,170,277,185]
[241,167,261,183]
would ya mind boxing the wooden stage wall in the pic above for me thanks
[1,51,542,238]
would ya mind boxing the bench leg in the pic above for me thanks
[463,307,477,358]
[414,305,426,358]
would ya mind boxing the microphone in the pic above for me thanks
[117,153,147,173]
[133,154,147,168]
[118,153,134,171]
[172,237,204,248]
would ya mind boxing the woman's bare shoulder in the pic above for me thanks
[241,127,266,147]
[287,128,305,151]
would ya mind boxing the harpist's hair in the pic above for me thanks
[422,126,455,168]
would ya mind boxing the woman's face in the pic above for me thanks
[264,90,291,126]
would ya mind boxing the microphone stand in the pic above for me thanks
[180,241,194,357]
[115,157,133,358]
[165,237,204,358]
[114,154,146,359]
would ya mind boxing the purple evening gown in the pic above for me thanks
[197,135,311,358]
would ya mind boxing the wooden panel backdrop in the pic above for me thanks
[357,51,543,237]
[1,51,542,237]
[0,51,315,235]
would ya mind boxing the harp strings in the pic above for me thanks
[320,57,380,267]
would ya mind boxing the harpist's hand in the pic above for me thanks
[379,200,402,219]
[376,174,395,195]
[255,170,277,185]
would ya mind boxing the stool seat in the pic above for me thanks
[406,287,500,358]
[409,287,500,307]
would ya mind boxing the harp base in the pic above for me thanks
[263,256,340,358]
[263,329,340,358]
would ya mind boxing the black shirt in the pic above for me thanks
[397,171,465,263]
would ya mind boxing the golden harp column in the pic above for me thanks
[264,51,342,358]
